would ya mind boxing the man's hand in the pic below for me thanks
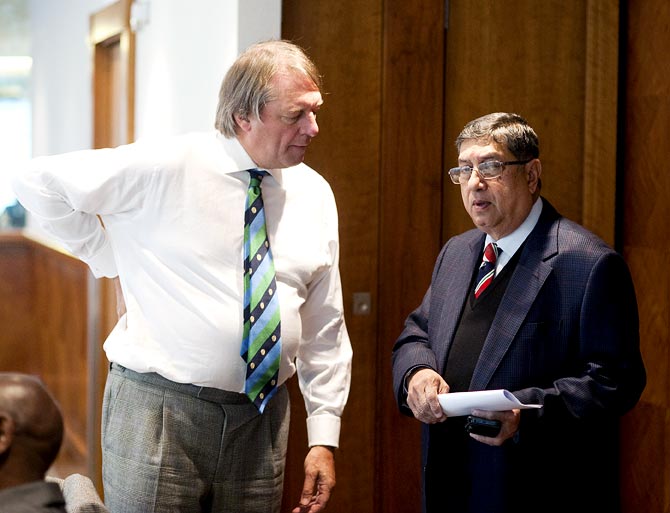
[467,408,520,446]
[292,445,336,513]
[406,368,449,424]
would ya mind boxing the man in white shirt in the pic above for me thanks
[12,40,352,513]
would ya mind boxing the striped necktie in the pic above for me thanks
[474,242,501,298]
[241,169,281,413]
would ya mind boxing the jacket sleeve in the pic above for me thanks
[391,245,449,416]
[513,249,646,421]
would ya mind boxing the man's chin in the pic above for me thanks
[283,152,307,168]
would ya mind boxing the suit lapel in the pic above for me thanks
[433,232,484,374]
[470,199,560,390]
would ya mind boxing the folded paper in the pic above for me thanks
[438,389,542,417]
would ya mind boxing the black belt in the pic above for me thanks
[110,362,257,405]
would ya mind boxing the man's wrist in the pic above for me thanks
[403,365,431,393]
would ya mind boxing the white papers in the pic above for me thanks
[437,389,542,417]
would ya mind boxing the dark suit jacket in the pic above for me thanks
[0,481,67,513]
[392,198,646,513]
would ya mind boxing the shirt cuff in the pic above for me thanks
[404,364,432,394]
[306,414,341,448]
[82,238,118,278]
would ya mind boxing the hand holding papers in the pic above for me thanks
[437,389,542,417]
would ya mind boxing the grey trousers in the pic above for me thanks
[101,363,289,513]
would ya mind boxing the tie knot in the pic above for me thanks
[248,169,268,187]
[474,242,501,298]
[483,242,500,264]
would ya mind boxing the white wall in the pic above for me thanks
[134,0,281,138]
[29,0,281,151]
[29,0,116,157]
[21,0,115,235]
[24,0,280,236]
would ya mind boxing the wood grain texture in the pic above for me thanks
[91,0,134,147]
[281,1,383,511]
[621,1,670,510]
[581,0,619,247]
[442,0,590,242]
[0,234,90,478]
[0,232,36,373]
[377,2,446,513]
[32,241,89,475]
[282,1,444,511]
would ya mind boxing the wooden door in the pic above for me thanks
[280,1,384,511]
[283,1,638,513]
[442,0,618,245]
[88,0,135,492]
[619,1,670,511]
[282,1,445,512]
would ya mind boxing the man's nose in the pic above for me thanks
[467,167,486,187]
[303,112,319,137]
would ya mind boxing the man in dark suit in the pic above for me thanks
[392,112,646,513]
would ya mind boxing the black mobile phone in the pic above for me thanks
[464,415,502,437]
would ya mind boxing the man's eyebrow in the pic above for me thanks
[294,96,324,108]
[285,101,323,115]
[458,154,499,164]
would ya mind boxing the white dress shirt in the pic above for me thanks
[487,197,543,273]
[12,131,352,447]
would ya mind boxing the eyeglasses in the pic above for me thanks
[448,159,531,184]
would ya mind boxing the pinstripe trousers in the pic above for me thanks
[101,363,289,513]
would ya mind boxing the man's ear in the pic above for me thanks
[0,412,15,454]
[234,113,251,133]
[527,158,542,193]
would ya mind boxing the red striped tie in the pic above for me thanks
[474,242,500,298]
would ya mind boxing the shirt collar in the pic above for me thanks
[215,132,284,186]
[485,197,543,266]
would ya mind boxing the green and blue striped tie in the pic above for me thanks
[241,169,281,412]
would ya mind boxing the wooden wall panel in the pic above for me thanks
[281,1,383,511]
[620,1,670,511]
[283,1,444,511]
[442,0,589,241]
[284,1,634,512]
[377,2,445,513]
[32,241,90,475]
[0,232,36,373]
[0,234,90,476]
[442,0,618,245]
[582,1,619,247]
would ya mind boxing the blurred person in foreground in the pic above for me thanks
[392,112,646,513]
[0,372,65,513]
[12,40,352,513]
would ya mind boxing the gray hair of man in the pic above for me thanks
[455,112,540,162]
[214,40,322,138]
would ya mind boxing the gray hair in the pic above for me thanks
[455,112,540,161]
[214,40,322,138]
